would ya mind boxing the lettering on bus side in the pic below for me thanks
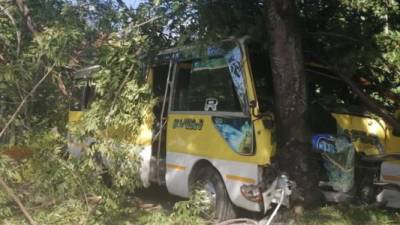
[172,118,204,130]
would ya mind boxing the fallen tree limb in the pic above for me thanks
[381,90,400,104]
[311,53,400,131]
[331,66,400,131]
[130,16,161,29]
[0,64,55,139]
[0,176,37,225]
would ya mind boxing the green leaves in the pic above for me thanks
[32,26,83,67]
[340,0,399,16]
[1,1,166,224]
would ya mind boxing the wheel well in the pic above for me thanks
[188,159,238,213]
[188,159,230,196]
[189,159,216,185]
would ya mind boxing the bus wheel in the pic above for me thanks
[191,167,237,222]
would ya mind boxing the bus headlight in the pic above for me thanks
[240,184,262,202]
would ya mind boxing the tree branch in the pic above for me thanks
[131,16,161,29]
[0,3,21,56]
[307,31,360,42]
[0,176,37,225]
[330,65,400,131]
[115,0,129,10]
[0,64,55,138]
[14,0,37,36]
[108,63,135,114]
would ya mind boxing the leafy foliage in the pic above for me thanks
[76,33,155,142]
[0,130,206,224]
[0,1,89,143]
[0,1,158,224]
[137,190,207,225]
[0,130,140,224]
[297,205,399,225]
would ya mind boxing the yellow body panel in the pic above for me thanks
[242,43,277,159]
[68,111,84,123]
[385,134,400,154]
[166,113,270,165]
[135,115,153,146]
[253,118,276,164]
[333,113,400,155]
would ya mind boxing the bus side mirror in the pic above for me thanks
[249,100,257,108]
[249,100,257,118]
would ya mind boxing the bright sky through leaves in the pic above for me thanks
[124,0,143,8]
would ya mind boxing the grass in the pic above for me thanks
[1,202,399,225]
[296,205,400,225]
[2,186,399,225]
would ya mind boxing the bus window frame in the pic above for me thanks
[167,51,256,156]
[168,54,249,118]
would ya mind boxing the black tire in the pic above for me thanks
[191,166,237,222]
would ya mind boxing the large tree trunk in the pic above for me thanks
[264,0,320,208]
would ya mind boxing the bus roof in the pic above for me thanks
[73,65,101,80]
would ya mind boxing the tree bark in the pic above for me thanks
[264,0,320,208]
[14,0,38,36]
[264,0,307,142]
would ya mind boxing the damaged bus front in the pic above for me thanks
[144,38,292,221]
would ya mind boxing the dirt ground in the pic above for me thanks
[134,185,183,212]
[133,185,293,224]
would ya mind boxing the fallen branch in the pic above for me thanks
[330,65,400,131]
[107,47,143,119]
[108,63,135,113]
[311,52,400,131]
[308,31,360,42]
[0,176,37,225]
[123,2,190,33]
[130,16,161,29]
[115,0,129,11]
[0,64,55,138]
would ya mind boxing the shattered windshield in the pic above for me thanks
[172,41,250,114]
[172,57,242,112]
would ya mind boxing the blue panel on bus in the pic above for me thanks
[312,134,337,153]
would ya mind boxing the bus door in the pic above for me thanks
[151,61,175,184]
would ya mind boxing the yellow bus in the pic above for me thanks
[69,37,400,221]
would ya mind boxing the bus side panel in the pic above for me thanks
[166,113,267,164]
[165,152,261,212]
[165,113,263,212]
